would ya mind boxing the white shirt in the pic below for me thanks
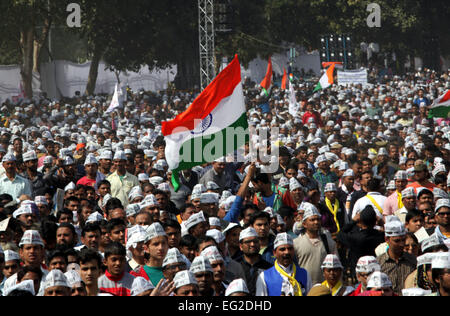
[0,174,33,200]
[352,192,386,220]
[255,263,312,296]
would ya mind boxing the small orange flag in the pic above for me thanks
[281,68,287,90]
[260,57,273,94]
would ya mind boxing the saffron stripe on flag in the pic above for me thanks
[162,55,241,136]
[438,90,450,104]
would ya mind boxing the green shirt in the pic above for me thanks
[143,266,164,286]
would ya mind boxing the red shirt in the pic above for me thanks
[76,176,96,188]
[302,111,323,127]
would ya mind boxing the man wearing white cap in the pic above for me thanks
[45,154,80,192]
[76,153,105,189]
[139,194,160,223]
[358,271,395,296]
[22,150,49,198]
[336,169,356,220]
[65,270,87,296]
[3,230,48,293]
[35,196,51,218]
[236,227,272,296]
[184,211,208,238]
[225,278,250,296]
[162,248,188,282]
[13,204,37,230]
[319,182,346,235]
[429,252,450,296]
[98,150,113,177]
[320,254,354,296]
[106,150,139,207]
[173,270,200,296]
[348,256,381,296]
[126,225,147,272]
[3,250,20,281]
[42,269,71,296]
[200,192,220,218]
[199,159,234,194]
[383,171,409,216]
[294,203,337,285]
[313,155,338,197]
[393,187,417,224]
[433,198,450,241]
[130,277,153,296]
[206,181,220,193]
[289,177,304,208]
[377,216,416,295]
[189,255,215,296]
[0,153,32,200]
[256,233,311,296]
[200,246,230,296]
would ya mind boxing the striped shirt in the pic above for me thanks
[98,270,135,296]
[377,252,416,296]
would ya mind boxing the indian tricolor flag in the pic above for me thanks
[289,73,294,82]
[429,90,450,118]
[314,63,337,92]
[162,55,249,191]
[260,57,273,96]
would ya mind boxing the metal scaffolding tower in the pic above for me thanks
[198,0,216,90]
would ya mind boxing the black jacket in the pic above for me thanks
[22,172,51,198]
[318,200,347,234]
[337,220,385,273]
[237,256,273,296]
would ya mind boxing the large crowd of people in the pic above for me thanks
[0,66,449,297]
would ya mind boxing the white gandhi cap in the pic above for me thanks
[225,279,250,296]
[131,277,155,296]
[173,270,198,289]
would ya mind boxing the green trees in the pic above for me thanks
[0,0,448,97]
[0,0,68,98]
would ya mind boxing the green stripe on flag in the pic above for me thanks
[429,106,450,118]
[171,113,249,192]
[171,170,181,192]
[313,82,322,93]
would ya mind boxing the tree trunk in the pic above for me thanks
[33,17,51,74]
[85,44,103,96]
[20,26,35,99]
